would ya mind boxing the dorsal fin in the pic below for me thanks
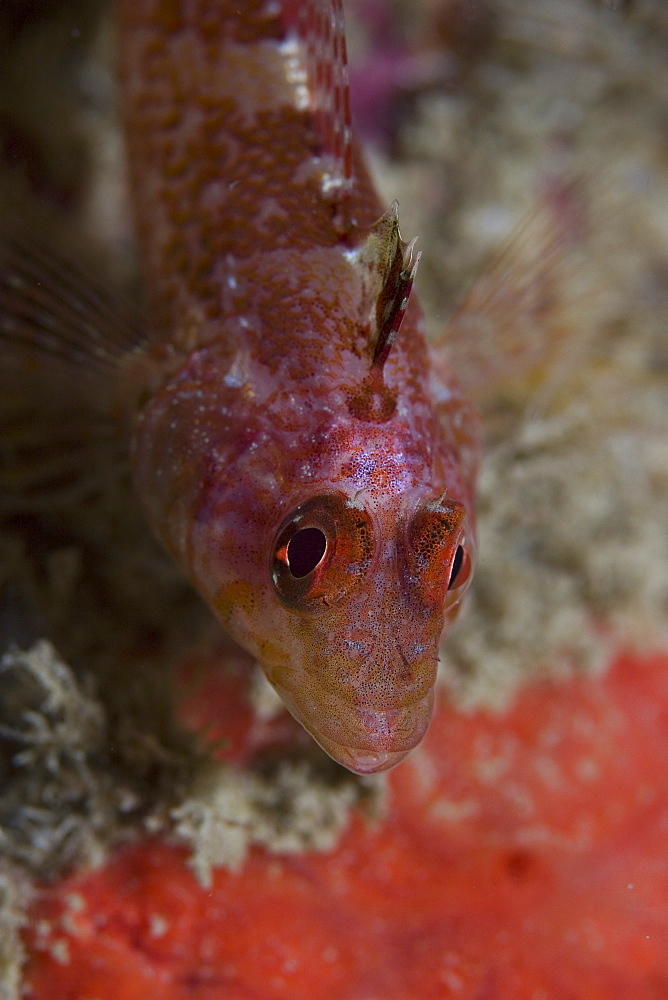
[280,0,353,196]
[355,202,421,368]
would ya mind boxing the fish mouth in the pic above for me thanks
[307,690,435,775]
[316,740,413,775]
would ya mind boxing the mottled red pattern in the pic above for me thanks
[23,649,668,999]
[119,0,380,329]
[119,0,480,773]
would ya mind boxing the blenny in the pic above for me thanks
[0,0,480,774]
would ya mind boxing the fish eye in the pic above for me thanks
[447,543,473,592]
[286,527,327,578]
[271,494,373,611]
[447,545,465,589]
[404,501,475,611]
[444,535,475,610]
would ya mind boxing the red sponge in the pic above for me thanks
[23,648,668,999]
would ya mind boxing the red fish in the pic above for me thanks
[0,0,480,774]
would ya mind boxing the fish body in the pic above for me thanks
[119,0,480,773]
[2,0,480,774]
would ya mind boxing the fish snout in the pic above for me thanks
[315,688,435,774]
[265,616,440,774]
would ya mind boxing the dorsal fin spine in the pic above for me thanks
[354,202,421,369]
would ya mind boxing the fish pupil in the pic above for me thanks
[287,527,327,578]
[447,545,464,590]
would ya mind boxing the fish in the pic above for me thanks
[0,0,480,775]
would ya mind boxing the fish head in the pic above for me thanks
[260,489,475,774]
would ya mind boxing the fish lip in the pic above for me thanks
[322,742,412,775]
